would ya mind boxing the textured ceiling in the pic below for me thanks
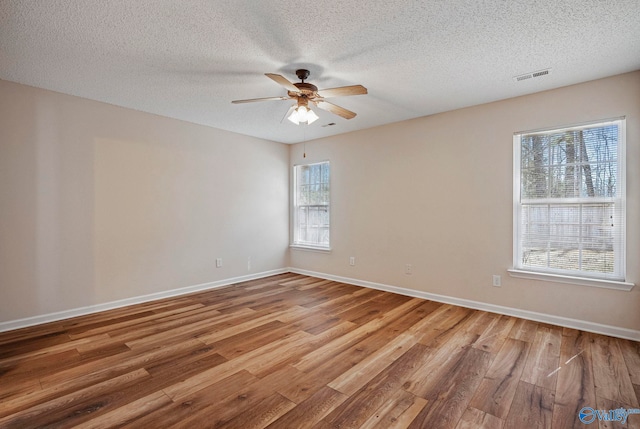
[1,1,639,144]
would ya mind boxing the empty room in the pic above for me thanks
[1,1,639,428]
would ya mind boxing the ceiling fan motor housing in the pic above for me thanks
[290,82,318,97]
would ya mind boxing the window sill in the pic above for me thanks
[507,269,634,291]
[289,244,332,253]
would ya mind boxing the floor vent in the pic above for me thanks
[514,68,551,82]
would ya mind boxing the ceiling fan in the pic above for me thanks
[232,69,367,124]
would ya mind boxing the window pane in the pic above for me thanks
[521,123,618,201]
[515,119,624,281]
[521,167,548,199]
[300,165,310,185]
[587,162,617,197]
[294,161,330,248]
[321,163,329,183]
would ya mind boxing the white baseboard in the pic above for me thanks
[4,267,638,342]
[0,268,288,333]
[289,268,640,342]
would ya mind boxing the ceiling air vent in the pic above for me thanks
[514,68,551,82]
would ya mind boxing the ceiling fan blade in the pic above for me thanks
[265,73,300,92]
[316,85,367,98]
[232,96,291,104]
[314,101,357,120]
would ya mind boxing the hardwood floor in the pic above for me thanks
[1,273,639,428]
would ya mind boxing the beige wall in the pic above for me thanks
[290,71,640,331]
[0,80,289,322]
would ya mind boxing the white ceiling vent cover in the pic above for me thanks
[514,68,552,82]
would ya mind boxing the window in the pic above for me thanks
[293,161,330,249]
[513,119,626,283]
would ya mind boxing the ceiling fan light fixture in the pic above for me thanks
[287,107,300,124]
[287,105,318,125]
[297,105,309,121]
[306,108,319,124]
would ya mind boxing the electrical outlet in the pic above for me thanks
[405,264,413,275]
[349,256,355,266]
[493,275,501,287]
[247,256,251,271]
[216,258,222,268]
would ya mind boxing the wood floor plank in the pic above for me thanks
[105,305,227,342]
[66,303,205,339]
[406,347,493,429]
[145,349,227,384]
[520,326,562,391]
[619,339,640,385]
[455,407,504,429]
[508,318,539,343]
[327,299,442,396]
[40,337,205,390]
[299,283,361,309]
[0,333,107,366]
[195,305,306,345]
[122,370,258,428]
[270,318,386,404]
[552,331,597,429]
[0,323,67,347]
[162,330,312,401]
[595,395,640,429]
[592,335,639,407]
[0,273,636,429]
[0,330,60,360]
[293,298,424,373]
[265,386,348,429]
[469,337,531,419]
[58,298,192,332]
[461,311,497,336]
[321,343,434,428]
[328,332,416,395]
[415,306,476,348]
[77,341,131,361]
[405,331,479,398]
[277,358,354,404]
[293,278,337,291]
[361,389,427,429]
[0,368,150,427]
[72,390,172,429]
[504,381,554,429]
[0,348,82,384]
[472,314,517,355]
[208,320,293,359]
[0,377,41,403]
[216,392,296,429]
[167,366,297,429]
[312,287,379,314]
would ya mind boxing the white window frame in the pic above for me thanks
[509,118,633,291]
[291,160,331,251]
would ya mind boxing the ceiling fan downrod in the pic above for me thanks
[295,69,310,83]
